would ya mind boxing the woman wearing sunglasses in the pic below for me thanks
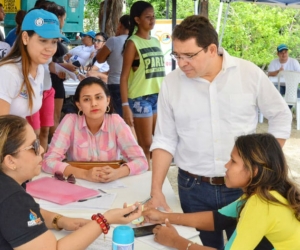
[43,77,148,183]
[142,134,300,250]
[0,114,142,250]
[84,32,110,83]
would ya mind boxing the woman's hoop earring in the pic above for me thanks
[78,110,83,116]
[106,106,110,113]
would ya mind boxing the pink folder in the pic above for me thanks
[26,177,99,205]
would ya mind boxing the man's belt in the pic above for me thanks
[180,169,225,185]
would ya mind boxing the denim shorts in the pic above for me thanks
[128,94,158,118]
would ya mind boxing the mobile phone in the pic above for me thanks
[132,224,161,237]
[72,60,81,67]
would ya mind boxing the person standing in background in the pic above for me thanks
[0,3,5,41]
[5,10,26,46]
[120,1,165,166]
[0,9,64,118]
[97,14,130,117]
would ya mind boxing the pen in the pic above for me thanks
[78,195,102,202]
[123,197,152,217]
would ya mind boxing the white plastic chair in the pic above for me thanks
[259,71,300,130]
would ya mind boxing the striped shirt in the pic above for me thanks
[42,113,148,175]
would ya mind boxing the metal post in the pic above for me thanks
[166,0,169,19]
[219,2,230,47]
[172,0,177,70]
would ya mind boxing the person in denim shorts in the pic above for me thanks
[120,1,165,166]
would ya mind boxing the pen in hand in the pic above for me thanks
[78,195,102,202]
[123,197,152,217]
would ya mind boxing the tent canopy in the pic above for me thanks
[221,0,300,8]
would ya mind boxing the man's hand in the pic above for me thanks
[147,191,172,212]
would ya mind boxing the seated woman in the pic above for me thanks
[86,32,110,82]
[43,77,148,182]
[0,114,142,250]
[143,133,300,250]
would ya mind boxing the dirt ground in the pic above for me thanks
[167,118,300,196]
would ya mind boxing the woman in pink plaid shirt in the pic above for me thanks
[42,77,148,182]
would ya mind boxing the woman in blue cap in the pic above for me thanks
[0,9,64,118]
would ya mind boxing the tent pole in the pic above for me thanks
[172,0,177,70]
[219,2,230,47]
[216,2,223,33]
[194,0,198,15]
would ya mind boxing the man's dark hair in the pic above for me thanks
[0,3,3,7]
[172,15,219,49]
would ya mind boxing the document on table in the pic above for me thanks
[135,224,199,249]
[76,179,127,190]
[38,193,117,210]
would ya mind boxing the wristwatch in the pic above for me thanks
[52,214,63,231]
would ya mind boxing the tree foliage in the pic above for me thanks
[85,0,300,67]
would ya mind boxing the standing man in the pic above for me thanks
[0,3,6,41]
[149,16,292,249]
[268,44,300,95]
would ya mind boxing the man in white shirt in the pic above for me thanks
[268,44,300,94]
[149,16,292,249]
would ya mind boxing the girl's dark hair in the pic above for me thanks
[119,14,130,30]
[235,133,300,221]
[73,77,113,114]
[123,1,153,52]
[0,115,27,167]
[0,31,36,113]
[95,32,108,41]
[15,10,27,35]
[35,1,66,18]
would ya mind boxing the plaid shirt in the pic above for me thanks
[42,114,148,175]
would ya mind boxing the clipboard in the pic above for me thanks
[26,177,99,205]
[67,160,126,170]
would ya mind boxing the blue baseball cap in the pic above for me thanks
[21,9,65,39]
[80,30,96,39]
[277,44,288,52]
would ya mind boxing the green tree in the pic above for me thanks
[84,0,300,67]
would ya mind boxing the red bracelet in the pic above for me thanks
[91,213,110,234]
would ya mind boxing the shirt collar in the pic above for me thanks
[78,114,109,133]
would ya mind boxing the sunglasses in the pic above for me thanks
[12,139,40,156]
[94,39,105,43]
[54,171,76,184]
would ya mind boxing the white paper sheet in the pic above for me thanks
[39,193,117,210]
[134,224,199,249]
[76,179,127,190]
[54,63,77,80]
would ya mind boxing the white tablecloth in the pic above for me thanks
[34,171,201,249]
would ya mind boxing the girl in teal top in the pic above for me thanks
[120,1,165,166]
[142,133,300,250]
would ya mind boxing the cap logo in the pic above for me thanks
[35,18,44,27]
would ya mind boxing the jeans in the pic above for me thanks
[107,84,122,117]
[178,168,243,249]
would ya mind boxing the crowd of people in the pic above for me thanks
[0,0,299,249]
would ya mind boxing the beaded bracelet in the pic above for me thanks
[122,102,129,106]
[91,213,110,234]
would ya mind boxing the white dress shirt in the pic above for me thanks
[151,48,292,177]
